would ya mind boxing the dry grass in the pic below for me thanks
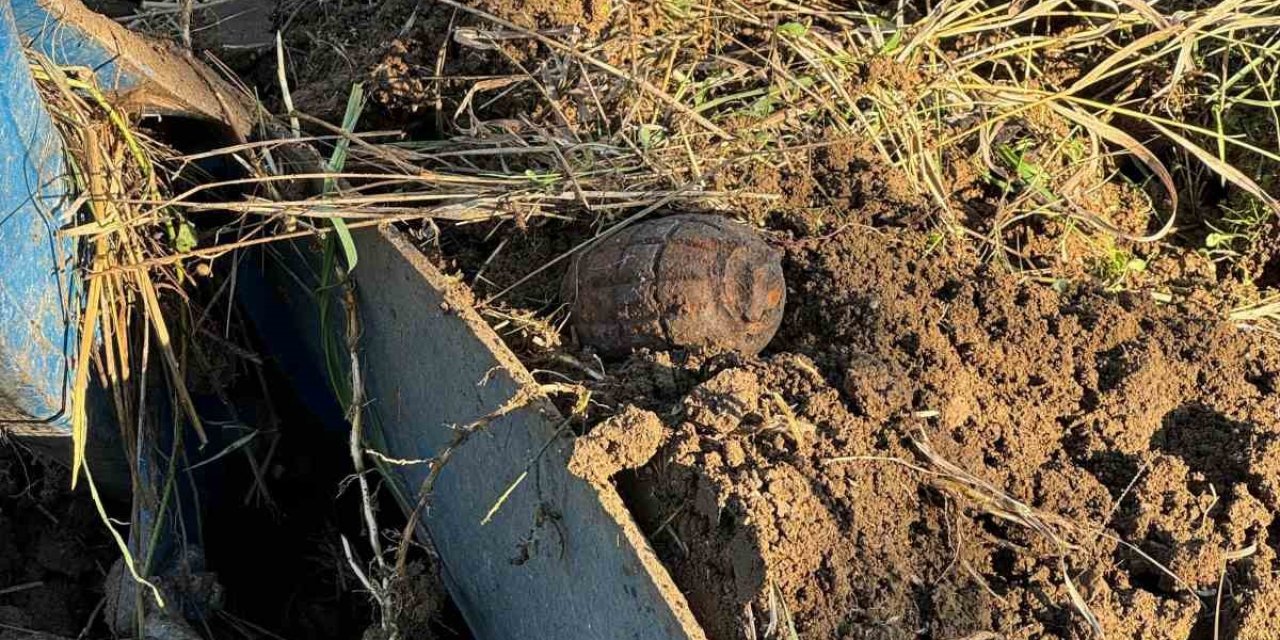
[29,51,181,624]
[96,0,1279,318]
[341,0,1280,308]
[29,54,210,474]
[79,2,1280,318]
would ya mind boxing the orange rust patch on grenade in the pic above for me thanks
[563,214,785,357]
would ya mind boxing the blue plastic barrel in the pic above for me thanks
[0,1,81,433]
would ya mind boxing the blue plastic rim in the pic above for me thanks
[13,0,139,90]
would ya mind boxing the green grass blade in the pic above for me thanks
[324,84,366,270]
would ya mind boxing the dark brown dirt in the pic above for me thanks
[278,0,544,128]
[367,560,448,640]
[602,226,1280,640]
[0,444,114,638]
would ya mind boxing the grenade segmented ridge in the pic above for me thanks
[562,214,786,356]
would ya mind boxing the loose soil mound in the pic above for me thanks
[606,228,1280,639]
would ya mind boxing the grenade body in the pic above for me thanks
[562,214,785,357]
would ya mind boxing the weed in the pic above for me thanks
[1089,244,1149,291]
[1204,200,1274,265]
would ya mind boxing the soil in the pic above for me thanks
[0,443,114,639]
[568,405,665,483]
[605,227,1280,640]
[417,203,1280,640]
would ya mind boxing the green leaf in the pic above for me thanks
[523,169,560,188]
[639,123,666,149]
[1205,232,1232,248]
[174,221,198,253]
[330,218,359,272]
[184,428,260,472]
[748,94,776,118]
[924,230,945,254]
[776,22,808,38]
[880,30,904,54]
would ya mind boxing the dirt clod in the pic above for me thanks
[842,353,911,421]
[568,406,665,483]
